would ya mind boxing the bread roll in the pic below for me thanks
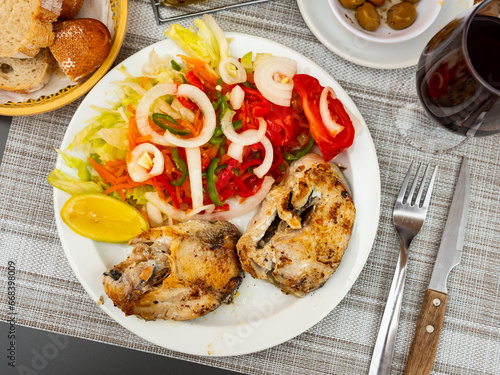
[59,0,85,20]
[49,18,112,82]
[0,49,55,93]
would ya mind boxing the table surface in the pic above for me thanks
[1,1,499,375]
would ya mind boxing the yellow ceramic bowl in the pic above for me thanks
[0,0,128,116]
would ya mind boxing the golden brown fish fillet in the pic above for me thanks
[102,220,243,321]
[237,153,355,297]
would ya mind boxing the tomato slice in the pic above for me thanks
[292,74,354,162]
[265,105,298,148]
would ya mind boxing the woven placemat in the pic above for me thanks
[1,0,499,374]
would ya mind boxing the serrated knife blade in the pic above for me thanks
[428,156,470,294]
[403,157,470,375]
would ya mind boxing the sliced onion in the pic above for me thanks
[127,143,165,183]
[145,176,275,222]
[136,83,177,146]
[112,81,147,96]
[222,113,267,146]
[185,147,203,210]
[229,85,245,110]
[227,141,245,162]
[147,202,163,227]
[117,106,128,123]
[253,135,273,178]
[320,87,344,137]
[219,57,247,85]
[155,98,181,120]
[186,204,215,218]
[321,87,364,138]
[163,84,216,148]
[254,56,296,107]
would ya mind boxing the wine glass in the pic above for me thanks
[411,0,500,153]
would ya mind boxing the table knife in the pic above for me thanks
[403,157,470,375]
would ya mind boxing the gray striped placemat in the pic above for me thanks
[0,0,499,374]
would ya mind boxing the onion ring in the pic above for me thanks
[127,143,165,183]
[163,84,216,148]
[222,112,267,146]
[136,83,177,146]
[219,57,247,85]
[254,56,296,107]
[319,87,344,137]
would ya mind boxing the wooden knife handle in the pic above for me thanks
[403,289,448,375]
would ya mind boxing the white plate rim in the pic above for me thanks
[53,33,381,356]
[297,0,474,70]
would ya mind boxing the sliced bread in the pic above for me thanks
[50,18,111,82]
[0,48,56,93]
[0,0,63,58]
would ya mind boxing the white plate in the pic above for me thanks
[54,33,381,356]
[297,0,474,69]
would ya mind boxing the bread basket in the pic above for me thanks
[0,0,128,116]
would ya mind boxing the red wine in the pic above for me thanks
[416,14,500,137]
[467,16,500,91]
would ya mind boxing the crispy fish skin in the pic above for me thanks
[102,220,243,321]
[237,153,355,297]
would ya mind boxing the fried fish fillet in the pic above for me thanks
[237,153,355,297]
[102,220,242,321]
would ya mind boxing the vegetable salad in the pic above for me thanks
[48,15,361,227]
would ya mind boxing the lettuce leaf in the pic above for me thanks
[47,169,103,195]
[55,149,91,181]
[164,14,231,69]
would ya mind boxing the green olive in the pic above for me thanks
[355,3,380,31]
[338,0,365,10]
[387,2,417,30]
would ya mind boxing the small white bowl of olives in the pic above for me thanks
[328,0,442,44]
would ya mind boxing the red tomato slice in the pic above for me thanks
[292,74,354,162]
[265,105,298,148]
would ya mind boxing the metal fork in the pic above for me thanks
[368,162,438,375]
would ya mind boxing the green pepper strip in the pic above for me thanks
[152,113,191,136]
[209,119,242,145]
[207,158,223,206]
[283,135,315,162]
[171,60,182,71]
[232,119,243,130]
[170,147,188,186]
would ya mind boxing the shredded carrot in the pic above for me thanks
[135,206,151,226]
[106,160,126,167]
[179,55,206,68]
[179,120,198,137]
[135,134,153,143]
[151,178,166,200]
[140,77,150,89]
[162,152,176,175]
[193,109,203,134]
[220,153,233,164]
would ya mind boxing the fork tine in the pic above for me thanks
[422,165,438,209]
[397,161,414,204]
[414,165,430,207]
[407,164,423,205]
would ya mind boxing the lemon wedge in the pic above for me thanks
[60,193,149,243]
